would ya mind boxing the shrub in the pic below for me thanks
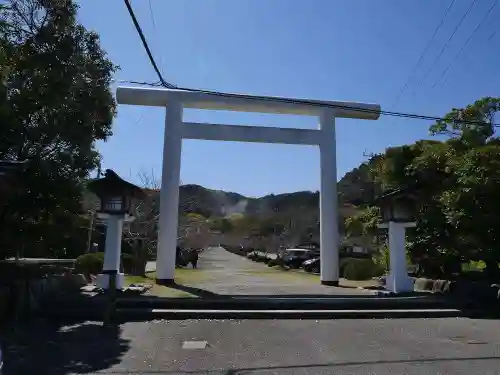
[342,258,383,281]
[121,253,134,274]
[339,258,350,276]
[373,247,390,274]
[75,252,105,276]
[75,252,136,276]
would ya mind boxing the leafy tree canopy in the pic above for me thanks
[0,0,117,258]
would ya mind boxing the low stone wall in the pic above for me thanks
[414,277,500,301]
[0,273,89,321]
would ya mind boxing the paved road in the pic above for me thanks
[4,317,500,374]
[177,246,373,296]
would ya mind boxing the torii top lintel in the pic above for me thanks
[116,86,381,120]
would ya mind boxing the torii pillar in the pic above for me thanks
[116,86,381,285]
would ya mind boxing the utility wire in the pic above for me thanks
[123,0,174,88]
[488,22,500,40]
[148,0,156,30]
[431,0,499,89]
[122,0,499,128]
[114,79,163,86]
[148,0,165,76]
[126,80,500,127]
[390,0,457,110]
[440,11,500,88]
[408,0,478,99]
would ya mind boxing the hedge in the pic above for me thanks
[75,253,105,276]
[342,258,384,281]
[75,252,135,276]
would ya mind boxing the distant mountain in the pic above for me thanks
[178,156,380,219]
[83,158,380,243]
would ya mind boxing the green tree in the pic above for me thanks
[344,206,380,238]
[370,97,500,278]
[0,0,117,259]
[430,97,500,147]
[441,145,500,278]
[209,217,234,233]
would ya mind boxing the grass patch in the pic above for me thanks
[240,266,380,288]
[174,268,209,283]
[123,268,207,298]
[462,260,486,272]
[123,275,150,285]
[148,284,195,298]
[241,267,321,283]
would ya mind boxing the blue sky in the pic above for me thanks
[77,0,500,197]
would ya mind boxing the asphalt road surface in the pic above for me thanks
[4,317,500,374]
[5,248,497,374]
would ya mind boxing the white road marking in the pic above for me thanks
[182,340,208,349]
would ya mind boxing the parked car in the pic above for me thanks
[283,248,317,269]
[302,257,320,273]
[247,251,258,260]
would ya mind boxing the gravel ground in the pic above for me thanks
[173,246,374,296]
[2,317,500,374]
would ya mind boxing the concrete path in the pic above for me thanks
[177,246,374,296]
[5,317,500,374]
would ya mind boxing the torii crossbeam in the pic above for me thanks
[116,86,381,285]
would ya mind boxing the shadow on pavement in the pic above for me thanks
[224,356,500,374]
[1,319,130,375]
[168,283,226,299]
[75,355,500,374]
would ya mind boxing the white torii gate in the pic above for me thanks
[116,86,381,286]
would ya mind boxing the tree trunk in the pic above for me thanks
[131,241,147,277]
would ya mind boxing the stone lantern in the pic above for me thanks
[87,169,145,289]
[378,189,417,223]
[376,185,418,294]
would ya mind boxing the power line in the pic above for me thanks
[122,0,500,128]
[390,0,457,110]
[487,22,500,40]
[148,0,156,30]
[408,0,478,99]
[125,80,500,128]
[123,0,174,89]
[440,11,500,88]
[431,0,499,89]
[114,79,163,86]
[148,0,165,76]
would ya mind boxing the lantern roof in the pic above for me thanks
[375,183,421,203]
[87,169,145,199]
